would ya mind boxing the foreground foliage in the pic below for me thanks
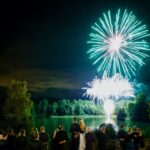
[1,80,34,133]
[127,93,150,122]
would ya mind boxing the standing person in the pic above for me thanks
[0,129,4,140]
[97,125,108,150]
[32,128,39,141]
[52,125,60,150]
[79,119,86,150]
[16,129,28,150]
[85,128,95,150]
[6,128,16,150]
[131,126,139,150]
[39,126,49,150]
[0,129,7,149]
[55,124,67,150]
[27,131,44,150]
[117,124,127,150]
[70,117,80,150]
[138,128,144,150]
[126,127,133,150]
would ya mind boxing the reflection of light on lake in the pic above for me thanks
[84,117,102,131]
[35,116,150,138]
[84,116,119,132]
[105,116,114,124]
[105,116,118,131]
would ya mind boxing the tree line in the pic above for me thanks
[34,98,104,116]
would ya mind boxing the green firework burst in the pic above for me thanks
[88,9,150,78]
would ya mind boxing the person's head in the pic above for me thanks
[87,128,92,133]
[20,129,26,136]
[40,126,45,132]
[100,126,106,133]
[138,128,142,136]
[33,132,39,140]
[137,128,140,132]
[136,128,140,133]
[99,123,105,130]
[58,124,63,130]
[80,119,84,124]
[73,117,77,123]
[120,124,125,129]
[128,127,132,133]
[8,128,14,135]
[0,129,4,135]
[133,126,137,132]
[33,127,38,132]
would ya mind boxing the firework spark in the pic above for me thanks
[82,74,135,103]
[103,100,115,116]
[88,9,150,78]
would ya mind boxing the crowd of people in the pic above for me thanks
[0,117,149,150]
[0,126,49,150]
[117,124,145,150]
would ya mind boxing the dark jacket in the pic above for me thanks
[85,132,95,150]
[16,136,28,150]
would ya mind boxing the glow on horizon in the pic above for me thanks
[87,9,150,78]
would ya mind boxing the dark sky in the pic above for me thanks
[0,0,150,98]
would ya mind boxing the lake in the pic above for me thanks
[35,116,150,139]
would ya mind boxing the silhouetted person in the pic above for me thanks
[0,129,7,150]
[97,125,108,150]
[126,127,133,150]
[52,125,60,150]
[117,124,127,150]
[0,129,4,140]
[79,119,86,150]
[32,128,39,141]
[70,117,80,150]
[85,128,95,150]
[6,128,16,150]
[138,128,145,150]
[131,126,139,150]
[55,124,67,150]
[39,126,49,150]
[27,130,44,150]
[16,129,28,150]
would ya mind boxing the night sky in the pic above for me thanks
[0,0,150,99]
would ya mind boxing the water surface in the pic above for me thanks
[35,116,150,138]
